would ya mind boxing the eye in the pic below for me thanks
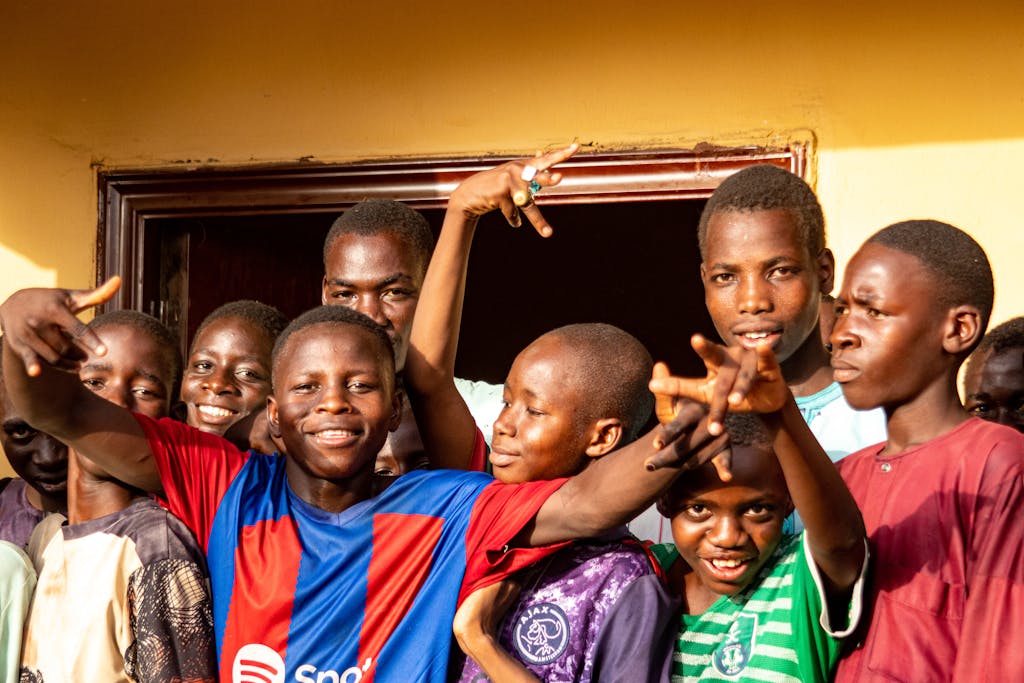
[331,289,357,303]
[190,360,213,374]
[966,401,992,417]
[375,466,396,476]
[682,504,710,520]
[291,382,318,394]
[708,272,735,284]
[867,308,887,319]
[347,380,378,394]
[834,303,849,317]
[745,503,776,520]
[768,266,799,279]
[82,378,105,392]
[382,288,413,301]
[525,406,546,417]
[237,367,267,382]
[5,424,37,441]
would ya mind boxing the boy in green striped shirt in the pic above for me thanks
[647,336,868,682]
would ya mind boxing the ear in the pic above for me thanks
[942,305,983,355]
[816,248,836,296]
[388,387,404,433]
[584,418,623,458]
[267,396,281,438]
[321,275,329,305]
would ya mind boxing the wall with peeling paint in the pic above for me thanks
[0,4,1021,479]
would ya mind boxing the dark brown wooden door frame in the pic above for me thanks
[97,143,810,313]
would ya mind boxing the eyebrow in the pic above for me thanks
[82,361,166,385]
[325,273,416,288]
[191,350,268,365]
[707,255,800,271]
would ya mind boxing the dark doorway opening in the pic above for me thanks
[146,198,713,381]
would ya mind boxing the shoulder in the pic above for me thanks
[108,498,207,567]
[565,538,657,581]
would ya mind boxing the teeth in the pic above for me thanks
[198,405,234,418]
[317,429,356,438]
[711,558,745,568]
[744,332,770,339]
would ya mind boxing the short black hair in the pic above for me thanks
[271,305,395,386]
[89,310,183,383]
[322,199,435,277]
[697,165,825,260]
[867,220,994,344]
[541,323,654,444]
[192,300,288,355]
[966,316,1024,376]
[657,413,773,518]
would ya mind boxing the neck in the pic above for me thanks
[680,561,720,615]
[23,484,66,515]
[881,373,968,455]
[779,330,834,398]
[284,460,376,514]
[67,453,139,524]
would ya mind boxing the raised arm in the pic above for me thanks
[404,144,578,469]
[0,279,162,492]
[649,335,866,594]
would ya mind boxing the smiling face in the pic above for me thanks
[667,444,791,602]
[831,243,950,412]
[0,376,68,504]
[180,316,274,436]
[964,346,1024,432]
[321,232,424,372]
[702,208,833,366]
[81,324,176,419]
[268,322,401,502]
[489,336,598,484]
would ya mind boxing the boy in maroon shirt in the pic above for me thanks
[830,220,1024,681]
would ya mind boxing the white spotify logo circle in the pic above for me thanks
[233,643,286,683]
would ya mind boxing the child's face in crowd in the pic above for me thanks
[702,209,832,365]
[322,232,424,372]
[374,406,429,477]
[181,316,273,436]
[0,378,68,500]
[81,324,176,419]
[490,336,597,484]
[668,445,791,599]
[268,323,401,489]
[964,346,1024,432]
[831,243,948,411]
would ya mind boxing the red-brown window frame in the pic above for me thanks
[97,142,811,313]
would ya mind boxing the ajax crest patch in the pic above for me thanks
[513,602,570,665]
[712,615,758,676]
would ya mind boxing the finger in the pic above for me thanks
[648,375,709,405]
[511,189,532,208]
[530,142,579,173]
[727,350,759,408]
[68,276,121,313]
[648,400,706,461]
[710,448,733,482]
[690,334,726,375]
[498,196,522,227]
[520,202,554,238]
[651,362,677,424]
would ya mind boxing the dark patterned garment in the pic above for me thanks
[19,497,215,682]
[456,534,676,683]
[0,479,47,549]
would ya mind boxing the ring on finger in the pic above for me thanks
[520,165,539,182]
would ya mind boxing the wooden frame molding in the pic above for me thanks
[98,142,811,312]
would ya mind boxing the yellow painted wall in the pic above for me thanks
[1,1,1022,473]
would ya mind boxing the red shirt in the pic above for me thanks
[835,418,1024,681]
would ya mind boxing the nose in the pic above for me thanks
[203,367,240,395]
[493,405,516,437]
[830,311,858,350]
[708,514,745,548]
[316,382,353,414]
[738,276,771,315]
[100,379,133,411]
[35,436,68,469]
[356,294,389,328]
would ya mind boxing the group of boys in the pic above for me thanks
[1,143,1023,683]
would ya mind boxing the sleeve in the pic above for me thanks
[951,439,1024,680]
[803,534,868,637]
[459,478,571,604]
[124,558,217,683]
[454,377,505,449]
[590,573,679,683]
[0,541,35,683]
[134,414,250,548]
